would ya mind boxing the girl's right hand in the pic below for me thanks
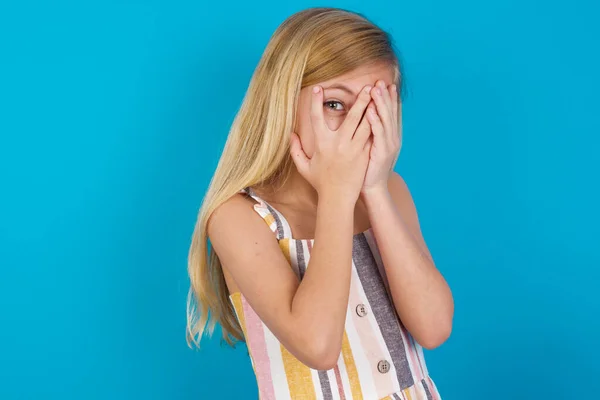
[290,84,374,202]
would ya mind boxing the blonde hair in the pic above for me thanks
[187,7,401,347]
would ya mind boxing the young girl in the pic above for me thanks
[187,7,453,400]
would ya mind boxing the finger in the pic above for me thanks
[352,102,373,146]
[379,80,393,110]
[366,103,385,142]
[372,82,394,140]
[309,86,327,136]
[289,132,310,176]
[397,100,403,148]
[390,84,399,127]
[363,135,373,152]
[338,85,373,136]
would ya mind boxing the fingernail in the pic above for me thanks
[391,84,397,92]
[313,86,321,94]
[364,85,372,94]
[375,87,382,96]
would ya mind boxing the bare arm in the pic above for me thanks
[209,192,354,370]
[210,84,375,369]
[362,172,454,349]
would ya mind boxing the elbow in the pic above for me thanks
[297,333,342,370]
[306,349,340,371]
[418,320,453,350]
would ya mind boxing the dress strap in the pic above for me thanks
[240,187,292,240]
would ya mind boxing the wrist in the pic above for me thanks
[318,189,357,211]
[360,183,390,204]
[316,190,356,237]
[361,185,395,223]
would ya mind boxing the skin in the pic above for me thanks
[208,62,454,370]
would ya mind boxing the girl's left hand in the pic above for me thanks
[362,80,401,194]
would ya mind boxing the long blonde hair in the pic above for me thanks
[187,7,401,347]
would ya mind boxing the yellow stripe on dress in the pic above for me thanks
[264,213,276,228]
[341,331,364,399]
[276,238,315,398]
[280,345,317,399]
[230,293,248,338]
[278,238,291,264]
[230,293,256,374]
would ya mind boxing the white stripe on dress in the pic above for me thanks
[263,326,292,400]
[326,369,341,400]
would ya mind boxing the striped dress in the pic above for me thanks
[230,188,442,400]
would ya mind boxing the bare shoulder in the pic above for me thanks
[207,192,274,247]
[208,191,295,296]
[207,193,254,236]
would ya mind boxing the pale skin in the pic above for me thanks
[208,62,454,370]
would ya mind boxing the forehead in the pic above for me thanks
[319,62,396,94]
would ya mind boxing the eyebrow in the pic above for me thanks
[322,83,356,96]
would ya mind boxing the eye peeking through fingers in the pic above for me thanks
[323,100,346,112]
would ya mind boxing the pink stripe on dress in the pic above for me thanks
[333,366,346,400]
[242,296,276,400]
[417,343,429,378]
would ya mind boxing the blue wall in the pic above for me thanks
[1,0,598,399]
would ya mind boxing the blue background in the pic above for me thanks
[1,0,599,399]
